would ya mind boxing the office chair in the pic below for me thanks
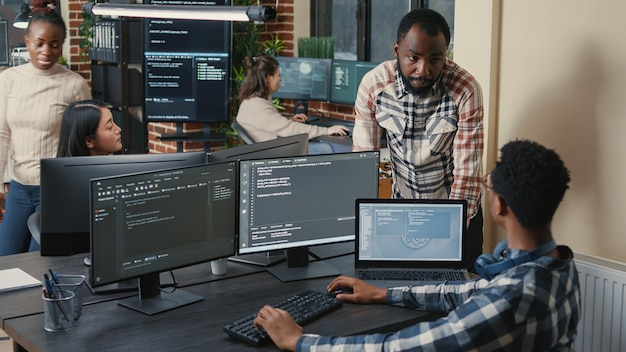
[231,121,255,145]
[27,211,41,244]
[308,139,335,154]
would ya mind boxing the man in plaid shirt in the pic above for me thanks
[254,139,580,351]
[352,9,484,271]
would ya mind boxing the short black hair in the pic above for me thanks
[396,8,450,45]
[491,140,571,231]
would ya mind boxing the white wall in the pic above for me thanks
[295,0,626,262]
[455,0,626,262]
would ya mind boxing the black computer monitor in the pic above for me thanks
[273,56,332,102]
[207,133,309,163]
[39,152,207,256]
[90,161,238,315]
[330,59,379,105]
[0,20,8,66]
[143,0,231,122]
[237,151,380,282]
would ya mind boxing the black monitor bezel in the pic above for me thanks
[207,133,309,163]
[89,161,238,289]
[39,152,207,256]
[236,150,381,255]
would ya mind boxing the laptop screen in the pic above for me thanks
[356,199,467,266]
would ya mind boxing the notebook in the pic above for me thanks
[354,198,470,286]
[0,268,42,293]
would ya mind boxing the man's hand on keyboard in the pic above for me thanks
[254,305,302,351]
[327,275,388,304]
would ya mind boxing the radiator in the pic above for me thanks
[574,252,626,352]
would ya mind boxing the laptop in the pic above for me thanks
[354,198,471,286]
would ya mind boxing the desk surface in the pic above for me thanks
[2,246,440,351]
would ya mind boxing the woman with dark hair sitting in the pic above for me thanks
[236,54,349,143]
[57,100,122,157]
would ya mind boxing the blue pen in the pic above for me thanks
[43,274,55,298]
[49,269,60,284]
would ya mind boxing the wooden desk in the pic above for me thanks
[0,251,265,330]
[3,254,439,352]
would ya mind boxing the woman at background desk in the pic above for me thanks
[236,55,349,143]
[57,100,122,157]
[0,0,91,255]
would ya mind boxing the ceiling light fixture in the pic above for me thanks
[82,2,277,22]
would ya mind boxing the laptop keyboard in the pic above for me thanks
[359,270,466,282]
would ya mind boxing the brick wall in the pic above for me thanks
[67,0,92,82]
[66,0,355,154]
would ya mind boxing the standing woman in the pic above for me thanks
[0,0,92,255]
[236,54,349,142]
[57,100,123,157]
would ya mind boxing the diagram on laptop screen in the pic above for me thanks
[359,204,463,261]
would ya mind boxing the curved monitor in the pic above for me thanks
[237,151,380,281]
[39,152,207,256]
[90,161,237,314]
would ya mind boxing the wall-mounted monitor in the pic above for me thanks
[330,59,379,105]
[0,20,8,66]
[39,152,207,256]
[90,161,237,314]
[237,151,380,282]
[143,0,231,123]
[273,56,332,102]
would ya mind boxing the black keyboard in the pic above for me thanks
[359,269,467,282]
[223,289,342,346]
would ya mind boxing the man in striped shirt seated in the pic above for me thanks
[254,139,581,351]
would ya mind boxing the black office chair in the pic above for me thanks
[231,121,255,145]
[27,211,41,245]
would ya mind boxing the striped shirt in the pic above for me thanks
[353,59,483,220]
[0,63,91,189]
[297,246,581,351]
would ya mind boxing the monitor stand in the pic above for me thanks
[228,250,286,267]
[266,247,342,282]
[117,272,203,315]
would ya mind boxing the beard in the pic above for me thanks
[397,58,436,96]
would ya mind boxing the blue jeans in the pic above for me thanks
[0,180,41,256]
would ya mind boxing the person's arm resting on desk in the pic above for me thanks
[255,274,489,351]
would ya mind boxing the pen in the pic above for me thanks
[43,274,55,298]
[44,275,70,321]
[49,269,60,284]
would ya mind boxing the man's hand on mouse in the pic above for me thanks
[327,275,387,304]
[327,125,350,136]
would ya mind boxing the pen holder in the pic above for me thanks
[55,274,86,320]
[42,290,76,332]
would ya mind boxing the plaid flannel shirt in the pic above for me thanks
[297,246,581,351]
[353,59,483,220]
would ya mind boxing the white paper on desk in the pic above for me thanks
[0,268,42,293]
